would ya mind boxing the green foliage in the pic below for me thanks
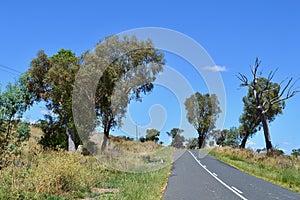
[145,128,160,143]
[186,138,198,149]
[80,35,165,149]
[239,77,285,148]
[170,134,185,148]
[238,59,298,151]
[14,122,30,142]
[211,147,300,193]
[167,128,185,148]
[291,148,300,157]
[224,127,241,147]
[37,115,67,150]
[0,139,173,199]
[212,129,227,146]
[27,49,80,151]
[184,92,221,148]
[166,128,183,139]
[0,77,32,169]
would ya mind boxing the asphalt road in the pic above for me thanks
[163,150,300,200]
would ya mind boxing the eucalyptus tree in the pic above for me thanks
[184,92,221,148]
[167,128,185,148]
[239,77,285,148]
[80,35,165,150]
[27,49,80,151]
[237,58,298,152]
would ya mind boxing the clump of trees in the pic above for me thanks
[186,138,198,149]
[237,58,298,152]
[26,35,165,152]
[213,127,241,148]
[145,128,160,143]
[291,148,300,157]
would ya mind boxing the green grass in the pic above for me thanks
[0,136,174,199]
[209,147,300,194]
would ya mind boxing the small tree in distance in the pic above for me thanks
[167,128,185,148]
[145,129,160,143]
[186,138,198,149]
[291,148,300,157]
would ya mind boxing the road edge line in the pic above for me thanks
[188,150,248,200]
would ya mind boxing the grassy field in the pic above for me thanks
[0,129,174,199]
[209,147,300,194]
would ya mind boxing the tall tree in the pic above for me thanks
[237,58,299,152]
[184,92,221,148]
[81,35,165,150]
[26,49,80,151]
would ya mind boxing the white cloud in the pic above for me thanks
[203,65,227,72]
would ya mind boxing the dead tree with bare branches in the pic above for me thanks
[237,58,299,152]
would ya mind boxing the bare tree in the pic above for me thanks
[237,58,299,152]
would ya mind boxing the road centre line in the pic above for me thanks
[188,151,248,200]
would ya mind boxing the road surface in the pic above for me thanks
[163,150,300,200]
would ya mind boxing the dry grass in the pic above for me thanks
[0,129,174,199]
[210,147,300,193]
[88,134,173,173]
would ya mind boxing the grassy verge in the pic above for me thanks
[209,147,300,194]
[0,138,173,199]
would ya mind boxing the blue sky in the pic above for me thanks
[0,1,300,154]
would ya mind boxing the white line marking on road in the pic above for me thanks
[188,151,248,200]
[212,173,218,177]
[232,186,243,194]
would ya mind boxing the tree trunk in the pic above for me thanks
[66,123,75,152]
[198,133,205,149]
[239,133,249,148]
[260,115,273,152]
[64,116,75,152]
[101,131,109,151]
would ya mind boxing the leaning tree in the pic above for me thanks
[237,58,298,152]
[239,77,286,148]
